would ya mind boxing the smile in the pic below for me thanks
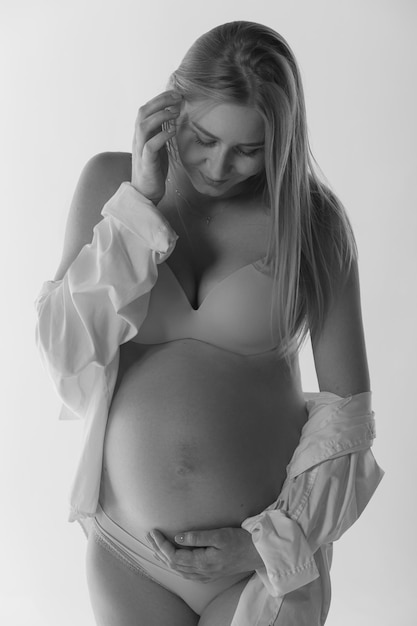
[200,173,229,186]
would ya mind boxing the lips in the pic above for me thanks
[201,173,228,185]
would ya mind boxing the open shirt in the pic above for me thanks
[34,182,384,625]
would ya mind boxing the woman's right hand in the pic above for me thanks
[131,90,183,205]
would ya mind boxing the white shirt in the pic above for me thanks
[34,182,383,625]
[35,182,179,525]
[234,391,383,625]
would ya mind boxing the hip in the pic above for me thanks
[91,502,251,616]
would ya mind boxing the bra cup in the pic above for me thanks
[132,261,279,356]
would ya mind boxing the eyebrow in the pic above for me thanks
[190,120,264,148]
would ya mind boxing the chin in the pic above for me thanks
[193,172,245,195]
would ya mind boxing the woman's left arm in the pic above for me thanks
[235,256,384,597]
[310,257,370,397]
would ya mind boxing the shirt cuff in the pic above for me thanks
[242,509,320,597]
[101,181,179,257]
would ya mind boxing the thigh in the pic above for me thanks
[85,528,199,626]
[198,576,251,626]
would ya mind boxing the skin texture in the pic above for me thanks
[57,89,370,623]
[132,97,370,582]
[170,99,266,208]
[146,527,264,582]
[105,96,294,583]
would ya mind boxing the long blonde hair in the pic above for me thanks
[165,21,357,361]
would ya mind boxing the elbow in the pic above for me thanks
[317,355,371,397]
[35,316,95,379]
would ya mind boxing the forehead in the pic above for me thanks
[184,100,264,143]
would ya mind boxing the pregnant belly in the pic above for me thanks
[100,340,306,541]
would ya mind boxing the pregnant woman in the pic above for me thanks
[35,21,383,626]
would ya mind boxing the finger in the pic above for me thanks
[145,533,172,566]
[171,546,212,570]
[134,111,178,157]
[174,529,225,548]
[147,532,224,575]
[137,106,181,137]
[143,127,177,159]
[148,538,211,574]
[146,532,204,572]
[149,530,178,563]
[135,97,181,146]
[139,90,183,119]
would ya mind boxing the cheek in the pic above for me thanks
[177,141,201,166]
[175,128,200,163]
[237,156,264,177]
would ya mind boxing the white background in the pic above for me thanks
[1,0,416,624]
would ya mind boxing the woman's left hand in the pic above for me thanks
[146,527,264,582]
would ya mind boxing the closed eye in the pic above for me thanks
[193,134,261,158]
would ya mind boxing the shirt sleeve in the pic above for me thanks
[34,181,179,418]
[241,392,384,598]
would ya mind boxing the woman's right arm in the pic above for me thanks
[53,152,130,282]
[35,91,182,417]
[34,152,178,416]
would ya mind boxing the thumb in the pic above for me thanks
[174,529,223,548]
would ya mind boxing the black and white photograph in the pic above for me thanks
[2,1,415,624]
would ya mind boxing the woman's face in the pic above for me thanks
[173,99,265,198]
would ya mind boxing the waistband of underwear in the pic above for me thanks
[93,503,185,578]
[92,503,255,616]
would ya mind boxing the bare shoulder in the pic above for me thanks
[81,150,132,201]
[67,150,132,227]
[53,151,132,280]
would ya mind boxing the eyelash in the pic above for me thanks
[193,135,261,158]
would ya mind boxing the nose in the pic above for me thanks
[206,148,233,180]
